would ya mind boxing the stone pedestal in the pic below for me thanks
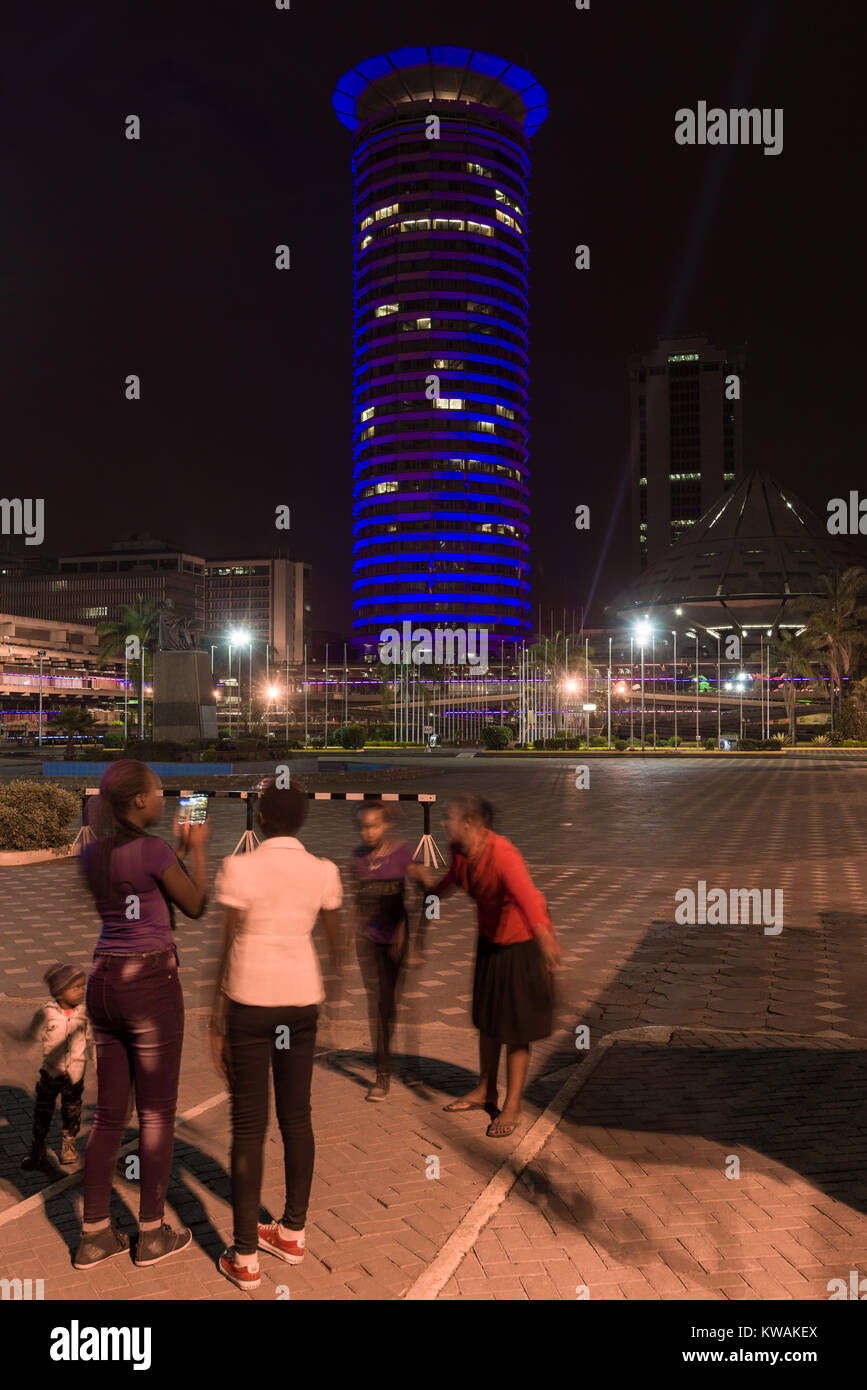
[153,650,218,743]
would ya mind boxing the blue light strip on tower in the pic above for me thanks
[335,47,547,646]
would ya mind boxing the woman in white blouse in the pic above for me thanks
[211,778,343,1290]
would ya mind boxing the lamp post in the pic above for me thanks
[671,630,678,749]
[634,621,651,750]
[583,703,596,747]
[227,641,232,733]
[717,634,721,744]
[629,636,634,749]
[695,633,700,745]
[37,649,46,746]
[607,635,612,749]
[651,633,657,748]
[303,643,308,747]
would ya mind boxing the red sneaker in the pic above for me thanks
[218,1247,261,1290]
[257,1222,306,1264]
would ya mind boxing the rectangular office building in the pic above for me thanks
[628,335,746,574]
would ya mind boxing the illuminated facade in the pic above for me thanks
[332,46,548,647]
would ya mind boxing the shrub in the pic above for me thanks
[482,724,512,750]
[811,734,831,746]
[333,723,366,750]
[771,732,791,746]
[590,735,607,747]
[668,735,682,747]
[614,738,628,751]
[201,747,219,762]
[103,730,126,749]
[703,737,717,750]
[125,740,188,762]
[0,780,79,851]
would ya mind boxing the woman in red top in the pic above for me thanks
[416,793,561,1138]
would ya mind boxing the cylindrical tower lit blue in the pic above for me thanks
[332,45,548,648]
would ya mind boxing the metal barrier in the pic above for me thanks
[79,787,444,864]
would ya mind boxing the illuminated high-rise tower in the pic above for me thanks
[332,46,548,648]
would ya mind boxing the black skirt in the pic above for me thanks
[472,935,554,1044]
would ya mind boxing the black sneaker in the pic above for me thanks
[21,1141,47,1171]
[73,1227,131,1269]
[366,1073,390,1102]
[134,1223,193,1267]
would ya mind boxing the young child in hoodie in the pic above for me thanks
[18,962,94,1169]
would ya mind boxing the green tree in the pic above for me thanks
[53,705,96,761]
[803,567,867,730]
[96,596,162,739]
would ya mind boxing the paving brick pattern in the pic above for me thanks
[450,1031,867,1301]
[1,755,865,1299]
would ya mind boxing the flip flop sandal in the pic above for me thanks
[486,1119,519,1138]
[443,1098,493,1112]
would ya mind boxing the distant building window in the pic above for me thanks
[667,353,700,363]
[374,303,399,318]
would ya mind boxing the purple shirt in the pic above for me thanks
[83,836,178,953]
[351,842,414,944]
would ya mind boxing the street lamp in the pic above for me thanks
[229,627,251,730]
[37,650,46,746]
[266,684,280,737]
[671,630,678,749]
[634,620,652,750]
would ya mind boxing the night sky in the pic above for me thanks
[4,0,862,633]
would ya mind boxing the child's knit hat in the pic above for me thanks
[44,963,86,998]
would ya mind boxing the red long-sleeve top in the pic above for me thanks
[433,830,554,945]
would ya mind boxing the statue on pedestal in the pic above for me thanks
[158,600,201,652]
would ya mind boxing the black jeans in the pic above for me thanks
[32,1068,84,1142]
[356,927,406,1075]
[224,999,318,1255]
[85,947,184,1223]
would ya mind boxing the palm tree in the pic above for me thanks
[528,630,595,734]
[768,628,819,746]
[96,596,162,740]
[804,567,867,730]
[54,705,95,761]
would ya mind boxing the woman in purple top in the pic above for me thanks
[73,760,209,1271]
[350,802,415,1101]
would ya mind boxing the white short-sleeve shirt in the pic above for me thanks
[215,837,343,1007]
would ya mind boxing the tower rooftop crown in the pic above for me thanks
[332,45,548,137]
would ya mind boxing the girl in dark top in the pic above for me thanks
[73,760,209,1271]
[349,802,415,1101]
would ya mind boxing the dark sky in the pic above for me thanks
[3,0,863,633]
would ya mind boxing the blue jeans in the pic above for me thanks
[84,946,184,1223]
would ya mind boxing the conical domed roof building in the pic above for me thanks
[611,470,867,634]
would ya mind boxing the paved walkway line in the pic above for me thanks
[0,1089,230,1229]
[402,1025,674,1300]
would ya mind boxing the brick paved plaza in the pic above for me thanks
[1,753,866,1300]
